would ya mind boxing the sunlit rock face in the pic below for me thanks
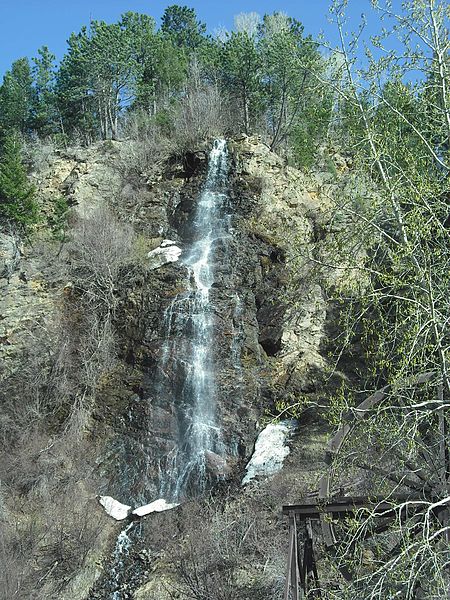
[0,233,20,280]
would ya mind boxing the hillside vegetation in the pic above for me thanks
[0,2,449,599]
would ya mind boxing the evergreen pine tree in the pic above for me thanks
[0,58,34,137]
[0,133,38,229]
[32,46,58,137]
[161,5,206,50]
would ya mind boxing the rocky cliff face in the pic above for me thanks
[93,136,334,505]
[0,136,341,599]
[230,136,332,398]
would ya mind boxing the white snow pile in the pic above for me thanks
[99,496,131,521]
[242,422,295,485]
[98,496,179,520]
[148,239,182,269]
[132,498,179,517]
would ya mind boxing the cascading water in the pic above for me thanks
[110,523,134,600]
[158,139,230,500]
[105,140,234,599]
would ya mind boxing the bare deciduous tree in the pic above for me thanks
[234,12,261,37]
[173,60,227,150]
[70,205,134,314]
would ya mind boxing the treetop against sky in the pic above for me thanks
[1,0,386,77]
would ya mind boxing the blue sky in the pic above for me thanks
[0,0,382,76]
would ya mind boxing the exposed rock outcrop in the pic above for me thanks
[0,232,21,280]
[0,238,57,370]
[230,135,333,405]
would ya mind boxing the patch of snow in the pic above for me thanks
[242,422,296,485]
[160,239,178,248]
[99,496,131,521]
[132,498,179,517]
[148,241,182,269]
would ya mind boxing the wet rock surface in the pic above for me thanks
[97,141,270,507]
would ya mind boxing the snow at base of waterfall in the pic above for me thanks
[242,422,297,485]
[132,498,179,517]
[147,241,182,269]
[99,496,179,520]
[99,496,131,520]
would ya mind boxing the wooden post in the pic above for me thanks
[284,513,301,600]
[284,515,294,600]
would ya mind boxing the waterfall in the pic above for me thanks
[105,140,232,600]
[110,523,134,600]
[159,139,230,500]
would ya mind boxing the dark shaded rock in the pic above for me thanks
[205,450,232,479]
[0,233,21,280]
[183,150,207,178]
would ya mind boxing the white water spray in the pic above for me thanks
[110,522,134,600]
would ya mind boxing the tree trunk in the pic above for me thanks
[243,86,249,134]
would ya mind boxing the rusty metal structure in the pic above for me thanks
[283,371,449,599]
